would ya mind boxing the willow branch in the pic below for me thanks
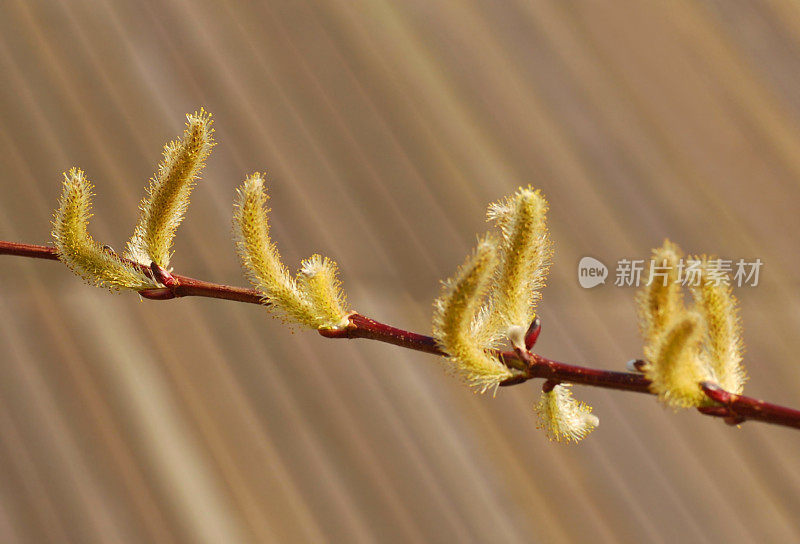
[3,240,799,430]
[1,241,262,304]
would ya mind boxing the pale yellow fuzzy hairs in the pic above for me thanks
[126,109,214,268]
[636,241,745,408]
[233,173,350,330]
[52,168,157,291]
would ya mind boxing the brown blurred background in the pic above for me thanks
[1,0,800,542]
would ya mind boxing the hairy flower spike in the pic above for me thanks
[297,255,350,329]
[635,241,747,407]
[535,384,599,443]
[482,187,552,348]
[126,109,214,268]
[690,258,745,394]
[636,240,683,362]
[52,168,157,291]
[432,237,515,392]
[233,173,350,329]
[645,312,711,408]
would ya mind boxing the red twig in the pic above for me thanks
[0,241,265,305]
[319,313,443,356]
[0,241,60,261]
[699,382,800,429]
[3,240,800,431]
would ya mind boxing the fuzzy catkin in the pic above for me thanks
[690,259,746,394]
[53,168,156,291]
[432,236,515,391]
[126,109,214,268]
[480,187,552,348]
[233,173,351,330]
[636,240,683,362]
[535,384,599,442]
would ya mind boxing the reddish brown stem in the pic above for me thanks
[0,241,60,261]
[319,313,443,355]
[167,277,264,304]
[0,241,265,305]
[137,278,263,304]
[509,351,652,394]
[700,382,800,429]
[3,240,800,431]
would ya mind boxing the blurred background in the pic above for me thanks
[1,1,800,542]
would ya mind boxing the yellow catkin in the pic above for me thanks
[432,237,514,392]
[52,168,156,291]
[126,109,214,268]
[480,187,552,348]
[636,240,683,362]
[297,255,350,329]
[690,258,746,394]
[535,384,599,443]
[646,312,711,408]
[233,173,350,329]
